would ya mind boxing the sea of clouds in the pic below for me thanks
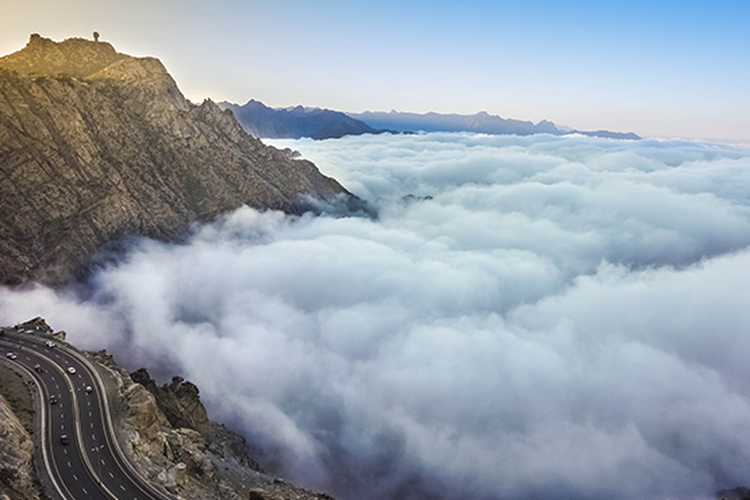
[3,132,750,499]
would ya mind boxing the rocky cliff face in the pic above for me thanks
[0,391,39,500]
[0,35,352,286]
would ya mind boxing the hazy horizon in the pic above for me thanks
[1,0,748,143]
[2,3,750,499]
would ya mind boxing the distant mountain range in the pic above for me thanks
[217,99,396,140]
[350,110,641,140]
[220,100,640,141]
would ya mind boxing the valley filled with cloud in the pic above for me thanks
[3,133,750,499]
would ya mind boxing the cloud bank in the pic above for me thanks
[3,133,750,499]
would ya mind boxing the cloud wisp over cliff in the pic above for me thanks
[3,133,750,500]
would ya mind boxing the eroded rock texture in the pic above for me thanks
[0,393,39,500]
[0,34,350,286]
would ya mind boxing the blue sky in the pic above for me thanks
[1,0,748,142]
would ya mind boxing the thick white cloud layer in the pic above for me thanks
[3,133,750,499]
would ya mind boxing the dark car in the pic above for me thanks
[49,396,58,405]
[34,364,43,373]
[60,434,70,445]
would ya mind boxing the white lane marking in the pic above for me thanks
[120,484,126,491]
[67,461,71,468]
[73,474,77,480]
[63,449,67,455]
[88,412,92,417]
[109,472,114,478]
[82,487,88,494]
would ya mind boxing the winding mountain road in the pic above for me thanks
[1,329,172,500]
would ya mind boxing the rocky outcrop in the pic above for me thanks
[6,317,66,341]
[130,369,210,436]
[0,34,354,287]
[89,352,332,499]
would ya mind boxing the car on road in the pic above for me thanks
[6,352,17,360]
[50,396,58,405]
[85,385,93,393]
[67,366,76,375]
[60,434,70,445]
[45,341,56,348]
[34,364,43,373]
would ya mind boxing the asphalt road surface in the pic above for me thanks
[1,329,172,500]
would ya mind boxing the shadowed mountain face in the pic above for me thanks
[218,99,396,140]
[351,110,641,140]
[0,35,351,286]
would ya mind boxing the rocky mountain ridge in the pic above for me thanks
[218,102,640,142]
[218,99,396,140]
[0,34,353,287]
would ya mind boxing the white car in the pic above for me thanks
[67,366,76,375]
[45,341,56,348]
[85,385,93,393]
[6,352,17,360]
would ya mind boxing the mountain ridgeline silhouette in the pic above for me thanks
[220,99,640,141]
[350,110,641,140]
[218,99,397,140]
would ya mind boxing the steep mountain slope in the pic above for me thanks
[0,35,352,286]
[218,99,395,139]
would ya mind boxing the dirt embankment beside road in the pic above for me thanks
[0,361,42,500]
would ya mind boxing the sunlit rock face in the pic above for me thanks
[0,35,351,286]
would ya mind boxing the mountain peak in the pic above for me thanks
[0,36,353,286]
[0,34,125,79]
